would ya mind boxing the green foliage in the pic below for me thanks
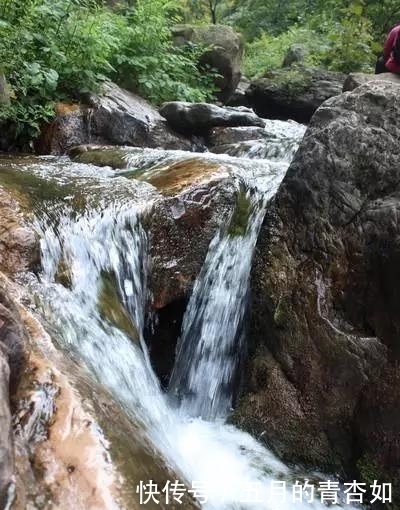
[244,2,376,79]
[228,190,252,237]
[0,0,215,146]
[244,26,323,78]
[179,0,234,24]
[110,1,216,103]
[311,3,376,73]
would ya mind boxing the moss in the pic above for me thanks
[356,454,389,486]
[273,296,290,328]
[356,454,399,510]
[0,165,74,205]
[74,148,127,169]
[98,271,139,342]
[228,190,252,237]
[264,66,314,96]
[55,259,72,289]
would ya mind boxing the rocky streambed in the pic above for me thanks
[0,76,399,510]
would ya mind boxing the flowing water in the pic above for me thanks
[1,121,356,510]
[168,191,268,420]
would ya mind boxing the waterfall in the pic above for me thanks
[13,120,356,510]
[36,203,175,445]
[167,120,303,420]
[168,190,267,419]
[34,195,341,510]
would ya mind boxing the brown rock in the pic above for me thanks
[0,187,38,275]
[0,275,30,509]
[37,81,193,155]
[145,159,237,308]
[0,350,13,510]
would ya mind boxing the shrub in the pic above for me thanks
[0,0,215,146]
[243,26,323,78]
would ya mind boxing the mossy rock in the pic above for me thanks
[356,454,399,510]
[228,190,252,237]
[72,147,127,169]
[98,271,139,342]
[263,66,314,96]
[273,296,291,328]
[55,259,72,289]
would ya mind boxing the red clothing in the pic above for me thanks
[383,24,400,73]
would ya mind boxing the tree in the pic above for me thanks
[207,0,219,23]
[182,0,227,24]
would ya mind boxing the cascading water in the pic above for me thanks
[5,120,357,510]
[168,190,268,420]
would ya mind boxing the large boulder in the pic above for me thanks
[66,146,239,309]
[343,71,400,92]
[146,161,236,309]
[159,102,264,135]
[172,24,244,103]
[233,81,400,500]
[246,67,346,123]
[37,81,193,155]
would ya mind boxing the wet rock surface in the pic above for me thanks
[0,187,38,275]
[159,102,264,135]
[0,275,29,509]
[246,67,346,123]
[144,159,238,309]
[37,81,193,155]
[3,280,195,510]
[208,126,267,147]
[234,81,400,497]
[0,348,13,510]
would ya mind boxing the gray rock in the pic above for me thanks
[282,44,309,67]
[208,126,267,147]
[37,82,192,155]
[234,81,400,498]
[0,350,12,510]
[227,76,251,107]
[172,24,244,103]
[159,102,264,135]
[246,67,346,123]
[343,71,400,92]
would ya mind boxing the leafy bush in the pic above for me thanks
[243,3,375,79]
[312,4,376,73]
[109,1,216,103]
[244,26,323,78]
[0,0,215,146]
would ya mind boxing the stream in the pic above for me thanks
[1,119,356,509]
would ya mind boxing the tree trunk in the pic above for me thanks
[0,74,10,105]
